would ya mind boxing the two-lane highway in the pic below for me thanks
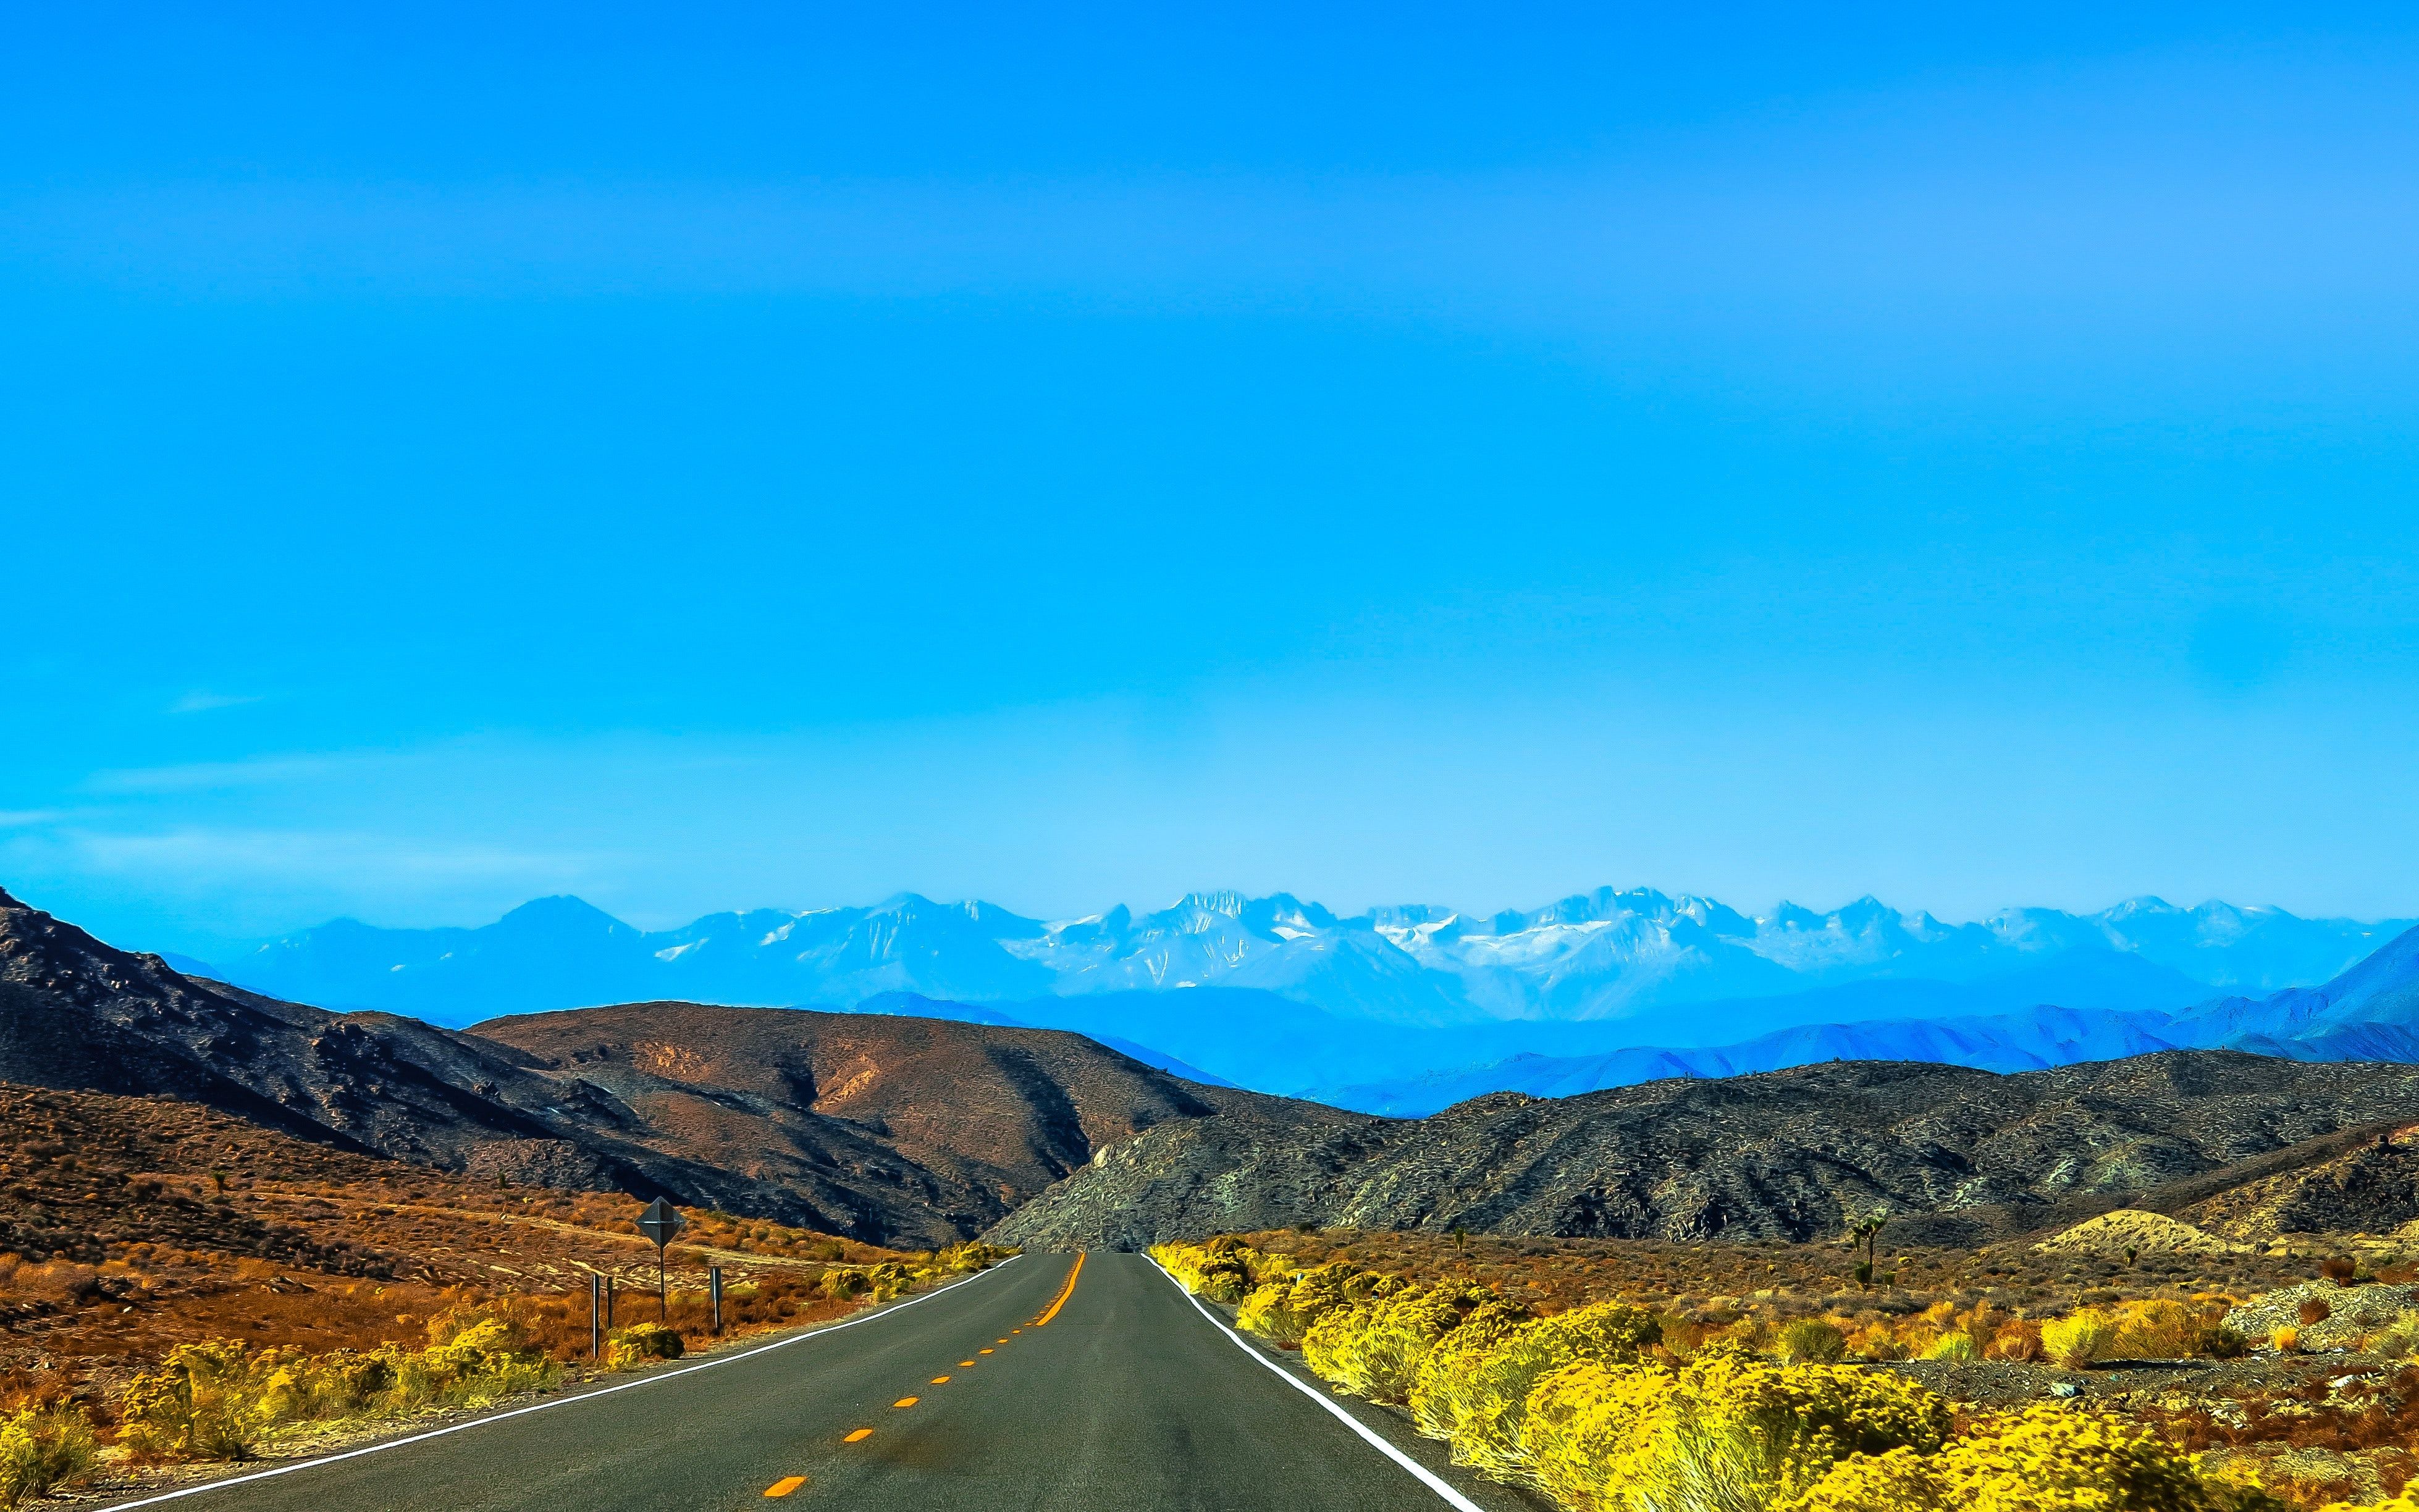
[107,1251,1513,1511]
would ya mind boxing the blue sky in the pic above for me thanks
[6,2,2419,956]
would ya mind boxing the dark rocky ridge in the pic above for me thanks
[990,1052,2419,1248]
[0,886,1269,1246]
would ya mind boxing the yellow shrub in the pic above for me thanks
[1303,1284,1474,1402]
[119,1340,266,1463]
[0,1407,96,1506]
[117,1316,562,1462]
[1237,1262,1382,1344]
[2112,1300,2197,1359]
[1937,1406,2219,1511]
[1523,1361,1680,1511]
[1410,1300,1660,1479]
[604,1324,685,1371]
[1848,1322,1909,1361]
[1788,1408,2237,1512]
[935,1241,1011,1272]
[1520,1347,1949,1510]
[1150,1238,1269,1303]
[2032,1300,2236,1369]
[1920,1332,1977,1361]
[1678,1349,1951,1494]
[2042,1309,2122,1368]
[2316,1494,2419,1511]
[1785,1445,1948,1511]
[2271,1325,2300,1353]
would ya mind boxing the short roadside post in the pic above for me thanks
[709,1264,723,1335]
[636,1197,687,1323]
[589,1272,603,1359]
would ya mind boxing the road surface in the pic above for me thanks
[105,1250,1534,1511]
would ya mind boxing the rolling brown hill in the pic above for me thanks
[990,1051,2419,1248]
[467,1002,1244,1240]
[0,886,1268,1245]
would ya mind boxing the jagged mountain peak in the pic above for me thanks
[496,894,631,930]
[183,883,2412,1044]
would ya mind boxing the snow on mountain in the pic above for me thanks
[208,887,2408,1042]
[1319,920,2419,1115]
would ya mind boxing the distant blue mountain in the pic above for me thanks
[1317,922,2419,1115]
[205,888,2400,1031]
[186,886,2411,1099]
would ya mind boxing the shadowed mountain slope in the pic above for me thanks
[990,1051,2419,1249]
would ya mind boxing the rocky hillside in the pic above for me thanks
[2181,1128,2419,1240]
[0,886,1258,1245]
[991,1052,2419,1248]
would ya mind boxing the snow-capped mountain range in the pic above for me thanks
[198,885,2390,1035]
[1321,915,2419,1115]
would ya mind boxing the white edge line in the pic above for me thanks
[1149,1257,1486,1512]
[91,1254,1025,1511]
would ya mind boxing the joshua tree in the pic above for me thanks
[1843,1206,1890,1290]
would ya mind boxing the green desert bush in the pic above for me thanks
[1776,1320,1848,1366]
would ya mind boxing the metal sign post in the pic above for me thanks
[589,1272,603,1359]
[636,1198,687,1323]
[709,1264,723,1335]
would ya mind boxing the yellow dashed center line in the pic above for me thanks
[979,1348,993,1354]
[1034,1251,1086,1326]
[930,1375,951,1384]
[844,1428,874,1443]
[764,1477,806,1497]
[893,1396,920,1408]
[959,1359,975,1366]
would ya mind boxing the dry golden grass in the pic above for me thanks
[0,1085,951,1418]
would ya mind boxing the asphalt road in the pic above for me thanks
[107,1251,1530,1512]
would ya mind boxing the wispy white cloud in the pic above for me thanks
[167,690,267,715]
[85,752,371,796]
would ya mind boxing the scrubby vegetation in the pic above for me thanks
[1153,1234,2361,1511]
[0,1407,94,1506]
[117,1310,560,1463]
[0,1085,1018,1502]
